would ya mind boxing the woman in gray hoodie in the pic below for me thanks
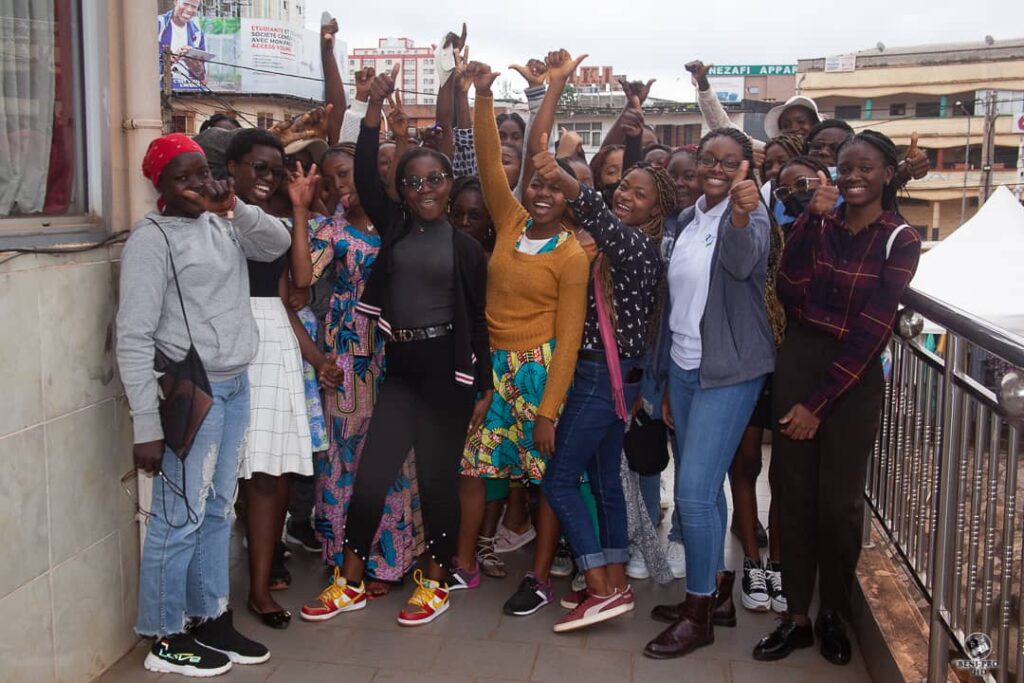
[117,134,290,678]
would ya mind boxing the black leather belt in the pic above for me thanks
[390,323,453,343]
[578,348,606,362]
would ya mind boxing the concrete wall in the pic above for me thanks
[0,1,157,680]
[0,246,138,683]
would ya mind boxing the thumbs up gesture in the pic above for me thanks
[809,171,840,215]
[533,132,580,200]
[728,160,760,225]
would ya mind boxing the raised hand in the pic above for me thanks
[453,44,473,93]
[809,170,841,215]
[385,90,409,137]
[556,127,584,159]
[617,77,656,106]
[443,22,468,51]
[545,49,587,84]
[532,132,577,199]
[184,178,236,216]
[509,58,548,87]
[729,160,760,223]
[464,61,500,96]
[368,64,400,103]
[321,16,339,47]
[619,105,645,138]
[903,131,930,180]
[354,67,376,102]
[287,161,321,209]
[684,60,712,89]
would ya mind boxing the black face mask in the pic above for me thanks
[783,191,815,219]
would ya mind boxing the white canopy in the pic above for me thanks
[911,186,1024,336]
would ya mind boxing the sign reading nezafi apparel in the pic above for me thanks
[706,65,798,77]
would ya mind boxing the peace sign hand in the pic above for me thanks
[287,161,321,210]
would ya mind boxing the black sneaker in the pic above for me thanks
[765,560,787,613]
[144,633,232,677]
[503,572,552,616]
[285,520,323,553]
[192,609,270,665]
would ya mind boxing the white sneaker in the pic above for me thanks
[625,547,649,580]
[765,561,787,613]
[494,524,537,554]
[741,558,771,612]
[665,541,686,579]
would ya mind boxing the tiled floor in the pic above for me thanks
[96,459,873,683]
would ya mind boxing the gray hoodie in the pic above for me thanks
[116,200,290,443]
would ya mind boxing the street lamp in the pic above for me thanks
[956,100,972,227]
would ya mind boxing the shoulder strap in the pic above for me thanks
[886,223,911,260]
[147,218,195,346]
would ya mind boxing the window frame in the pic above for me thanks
[0,0,111,247]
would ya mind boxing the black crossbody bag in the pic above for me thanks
[148,218,213,460]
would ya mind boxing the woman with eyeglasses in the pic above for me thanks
[453,55,590,610]
[225,128,320,629]
[644,127,774,659]
[309,66,492,627]
[754,131,921,665]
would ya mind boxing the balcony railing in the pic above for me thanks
[869,288,1024,682]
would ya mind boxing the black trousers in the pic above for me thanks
[770,323,884,618]
[343,336,474,571]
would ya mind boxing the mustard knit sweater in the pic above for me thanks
[473,94,590,420]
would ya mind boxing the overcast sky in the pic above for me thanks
[304,0,1021,101]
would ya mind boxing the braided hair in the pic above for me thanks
[763,133,804,178]
[589,144,625,193]
[321,142,356,166]
[597,161,678,343]
[697,128,787,347]
[779,154,830,179]
[838,130,901,212]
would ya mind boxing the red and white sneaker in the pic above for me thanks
[620,585,636,612]
[397,570,450,627]
[559,587,588,610]
[553,588,632,633]
[300,567,367,621]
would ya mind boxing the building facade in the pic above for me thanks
[348,38,438,106]
[797,39,1024,238]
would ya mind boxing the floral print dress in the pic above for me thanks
[310,219,423,580]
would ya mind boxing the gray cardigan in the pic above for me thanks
[653,200,775,392]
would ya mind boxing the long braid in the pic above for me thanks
[698,128,787,347]
[596,161,677,345]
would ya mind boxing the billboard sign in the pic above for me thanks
[707,65,797,77]
[157,5,331,99]
[825,53,857,73]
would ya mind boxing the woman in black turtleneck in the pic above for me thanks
[298,65,492,628]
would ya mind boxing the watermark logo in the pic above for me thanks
[953,633,998,677]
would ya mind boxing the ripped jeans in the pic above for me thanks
[136,374,249,637]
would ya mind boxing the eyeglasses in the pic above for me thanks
[773,176,821,201]
[698,154,742,172]
[241,160,287,181]
[400,171,450,192]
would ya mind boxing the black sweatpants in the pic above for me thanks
[343,336,474,571]
[770,323,884,618]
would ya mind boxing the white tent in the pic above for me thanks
[911,186,1024,336]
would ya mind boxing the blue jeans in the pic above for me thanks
[136,374,250,637]
[543,359,641,572]
[638,473,661,528]
[669,364,764,595]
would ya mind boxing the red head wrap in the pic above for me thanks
[142,133,205,189]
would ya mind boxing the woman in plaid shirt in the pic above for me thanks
[754,131,921,666]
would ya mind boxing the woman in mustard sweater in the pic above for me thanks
[451,60,590,607]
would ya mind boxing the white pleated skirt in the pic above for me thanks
[241,297,314,478]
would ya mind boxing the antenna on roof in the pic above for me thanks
[984,35,995,45]
[876,42,885,52]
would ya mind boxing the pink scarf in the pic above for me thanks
[593,254,629,423]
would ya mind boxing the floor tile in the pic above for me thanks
[530,644,632,683]
[430,637,536,679]
[267,659,375,682]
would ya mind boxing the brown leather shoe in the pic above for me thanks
[650,571,736,627]
[643,593,715,659]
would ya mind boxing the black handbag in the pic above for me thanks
[623,408,670,475]
[149,219,213,460]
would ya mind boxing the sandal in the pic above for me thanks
[366,580,392,600]
[269,543,292,591]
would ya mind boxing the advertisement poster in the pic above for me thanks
[709,76,745,103]
[157,4,332,100]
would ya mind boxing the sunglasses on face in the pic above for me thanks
[773,177,821,201]
[698,154,743,172]
[241,160,286,181]
[400,171,450,192]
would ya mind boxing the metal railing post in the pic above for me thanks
[928,334,964,683]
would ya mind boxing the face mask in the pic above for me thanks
[783,191,815,219]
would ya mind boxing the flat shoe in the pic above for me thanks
[248,600,291,630]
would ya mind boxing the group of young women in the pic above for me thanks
[117,23,924,678]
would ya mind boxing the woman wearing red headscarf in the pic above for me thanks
[117,134,290,678]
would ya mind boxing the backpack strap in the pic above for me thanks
[886,223,911,260]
